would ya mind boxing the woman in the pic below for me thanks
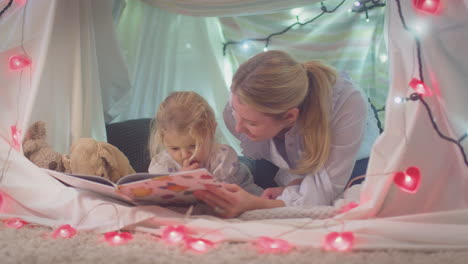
[194,50,369,218]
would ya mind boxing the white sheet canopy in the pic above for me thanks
[1,0,467,250]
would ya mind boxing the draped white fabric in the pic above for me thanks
[141,0,318,17]
[0,0,181,232]
[113,0,386,153]
[1,0,468,250]
[353,0,468,217]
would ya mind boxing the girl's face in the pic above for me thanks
[231,94,294,141]
[163,131,200,166]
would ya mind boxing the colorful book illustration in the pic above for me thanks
[45,168,219,206]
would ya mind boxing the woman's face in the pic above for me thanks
[231,94,293,141]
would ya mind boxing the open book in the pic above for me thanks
[45,168,219,206]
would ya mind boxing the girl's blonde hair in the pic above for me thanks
[231,50,336,175]
[149,91,217,162]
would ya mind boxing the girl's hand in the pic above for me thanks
[194,183,285,218]
[260,187,286,199]
[180,160,199,171]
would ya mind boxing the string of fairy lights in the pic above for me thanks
[222,0,389,134]
[393,0,468,166]
[0,0,13,18]
[1,0,467,254]
[222,0,387,55]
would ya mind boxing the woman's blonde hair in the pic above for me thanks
[231,50,336,175]
[148,91,217,162]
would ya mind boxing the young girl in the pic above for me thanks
[147,91,262,197]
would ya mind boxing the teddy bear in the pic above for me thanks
[62,138,135,183]
[22,121,65,172]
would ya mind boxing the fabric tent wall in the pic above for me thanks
[0,0,183,232]
[112,0,385,156]
[350,0,468,218]
[1,0,467,250]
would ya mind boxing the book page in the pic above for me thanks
[44,169,135,204]
[117,168,220,205]
[116,173,166,185]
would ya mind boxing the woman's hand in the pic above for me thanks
[260,178,302,199]
[260,187,286,199]
[194,183,285,218]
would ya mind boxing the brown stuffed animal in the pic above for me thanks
[62,138,135,183]
[23,121,65,172]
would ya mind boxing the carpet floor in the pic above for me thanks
[1,225,467,264]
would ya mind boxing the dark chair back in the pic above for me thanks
[106,118,152,173]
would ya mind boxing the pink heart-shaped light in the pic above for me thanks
[51,224,77,239]
[9,55,31,70]
[393,166,421,194]
[323,232,354,252]
[254,236,293,254]
[409,78,433,96]
[412,0,441,15]
[103,231,133,245]
[185,237,215,253]
[4,218,28,229]
[10,125,21,151]
[161,225,188,244]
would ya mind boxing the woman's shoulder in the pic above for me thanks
[331,72,363,115]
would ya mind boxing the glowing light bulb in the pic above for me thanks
[290,8,303,16]
[10,125,21,151]
[366,18,370,22]
[242,42,249,50]
[103,231,133,245]
[52,225,77,239]
[161,225,188,244]
[185,238,214,253]
[9,55,31,70]
[409,78,433,96]
[4,218,28,229]
[254,236,293,254]
[354,1,361,7]
[394,97,404,104]
[413,0,441,15]
[379,54,388,63]
[263,47,269,52]
[412,20,428,36]
[393,166,421,193]
[323,232,355,252]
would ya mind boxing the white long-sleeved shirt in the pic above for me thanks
[148,144,263,196]
[223,73,374,207]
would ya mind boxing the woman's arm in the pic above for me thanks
[194,184,285,218]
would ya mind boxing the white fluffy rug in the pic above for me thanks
[1,225,467,264]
